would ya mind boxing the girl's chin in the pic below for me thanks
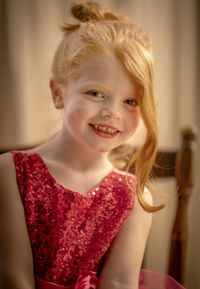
[89,146,111,154]
[89,144,120,154]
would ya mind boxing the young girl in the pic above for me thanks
[0,2,185,289]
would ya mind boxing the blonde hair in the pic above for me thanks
[51,1,164,212]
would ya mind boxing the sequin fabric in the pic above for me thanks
[11,150,136,287]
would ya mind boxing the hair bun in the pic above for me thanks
[71,2,104,22]
[71,1,126,23]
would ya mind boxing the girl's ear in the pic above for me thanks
[50,78,64,109]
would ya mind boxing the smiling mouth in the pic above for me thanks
[89,123,120,138]
[90,123,119,134]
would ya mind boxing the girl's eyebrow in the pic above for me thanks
[80,82,110,92]
[80,81,106,87]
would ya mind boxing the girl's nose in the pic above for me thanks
[100,107,120,120]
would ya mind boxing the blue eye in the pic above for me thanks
[87,90,105,98]
[124,99,138,106]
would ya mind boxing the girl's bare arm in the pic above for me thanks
[98,188,153,289]
[0,153,35,289]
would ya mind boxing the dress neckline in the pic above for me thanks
[27,148,116,196]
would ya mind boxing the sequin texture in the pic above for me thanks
[11,150,136,286]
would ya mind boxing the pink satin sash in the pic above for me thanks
[35,271,98,289]
[35,269,185,289]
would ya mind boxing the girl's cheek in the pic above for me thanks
[66,106,90,124]
[127,112,141,133]
[135,113,141,127]
[133,108,141,124]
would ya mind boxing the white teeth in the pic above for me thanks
[93,124,117,134]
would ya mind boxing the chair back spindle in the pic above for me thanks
[168,127,197,283]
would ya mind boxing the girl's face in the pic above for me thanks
[58,54,140,153]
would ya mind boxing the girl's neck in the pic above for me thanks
[36,130,113,174]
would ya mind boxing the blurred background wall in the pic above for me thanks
[0,0,199,288]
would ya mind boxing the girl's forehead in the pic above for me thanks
[78,55,119,77]
[73,54,135,91]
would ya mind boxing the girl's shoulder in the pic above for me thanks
[0,152,20,197]
[0,151,29,201]
[0,151,25,229]
[112,167,137,185]
[0,150,31,175]
[0,151,16,177]
[111,167,153,210]
[5,149,40,172]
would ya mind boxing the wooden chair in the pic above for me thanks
[109,126,198,285]
[0,126,198,285]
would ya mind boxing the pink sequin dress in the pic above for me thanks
[11,150,185,289]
